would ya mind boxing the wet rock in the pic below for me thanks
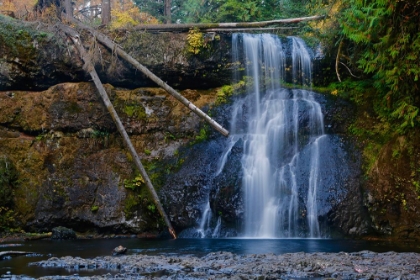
[112,245,127,255]
[51,226,76,240]
[27,251,420,279]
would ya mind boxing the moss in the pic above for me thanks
[0,16,51,58]
[124,193,140,219]
[0,157,18,208]
[65,102,82,114]
[123,104,147,119]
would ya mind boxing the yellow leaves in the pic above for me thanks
[109,5,160,30]
[0,0,37,18]
[331,89,338,96]
[186,28,205,54]
[110,7,140,29]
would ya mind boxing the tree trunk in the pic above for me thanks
[164,0,171,24]
[66,16,230,137]
[101,0,111,25]
[57,23,177,239]
[64,0,73,18]
[133,15,325,32]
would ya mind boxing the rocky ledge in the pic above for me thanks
[5,251,419,279]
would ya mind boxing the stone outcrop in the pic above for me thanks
[0,15,233,91]
[0,82,217,234]
[1,16,420,242]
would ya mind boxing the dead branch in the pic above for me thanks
[339,62,360,78]
[66,16,229,137]
[57,22,177,239]
[203,27,299,32]
[132,15,325,32]
[336,40,343,82]
[0,251,36,259]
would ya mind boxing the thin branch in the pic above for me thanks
[336,40,343,82]
[339,62,360,78]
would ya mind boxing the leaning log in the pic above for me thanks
[24,232,52,240]
[0,251,35,259]
[132,15,325,32]
[66,16,229,137]
[57,23,177,239]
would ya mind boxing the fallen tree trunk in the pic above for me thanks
[24,232,52,240]
[0,251,35,259]
[132,15,325,32]
[204,27,299,32]
[57,22,177,239]
[66,16,229,137]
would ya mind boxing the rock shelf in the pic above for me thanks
[5,251,417,279]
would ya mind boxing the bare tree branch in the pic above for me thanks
[57,22,177,239]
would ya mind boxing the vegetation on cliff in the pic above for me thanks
[0,0,419,240]
[308,0,420,239]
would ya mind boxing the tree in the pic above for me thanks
[164,0,170,23]
[64,0,73,17]
[101,0,111,24]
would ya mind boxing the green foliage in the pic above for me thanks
[0,15,52,56]
[134,0,308,24]
[339,0,420,135]
[91,205,99,212]
[216,85,234,104]
[147,204,156,213]
[0,206,18,232]
[195,125,208,143]
[124,175,145,191]
[216,80,247,104]
[92,130,110,139]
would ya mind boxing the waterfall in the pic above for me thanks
[230,34,325,238]
[197,200,212,238]
[189,34,328,239]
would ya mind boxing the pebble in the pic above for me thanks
[2,251,420,279]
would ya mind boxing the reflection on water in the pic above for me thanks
[1,238,420,278]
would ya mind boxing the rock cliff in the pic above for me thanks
[1,15,420,242]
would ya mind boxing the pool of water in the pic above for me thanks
[1,238,420,278]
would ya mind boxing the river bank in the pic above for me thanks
[2,250,418,279]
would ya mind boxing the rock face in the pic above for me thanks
[161,93,370,238]
[364,133,420,242]
[1,16,420,241]
[0,16,233,91]
[0,82,217,234]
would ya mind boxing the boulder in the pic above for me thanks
[51,226,77,240]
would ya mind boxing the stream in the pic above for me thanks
[1,238,420,278]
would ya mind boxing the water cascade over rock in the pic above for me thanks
[161,33,367,239]
[228,34,324,238]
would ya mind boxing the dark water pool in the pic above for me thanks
[1,238,420,278]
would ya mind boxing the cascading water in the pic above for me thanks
[230,34,325,238]
[191,33,330,239]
